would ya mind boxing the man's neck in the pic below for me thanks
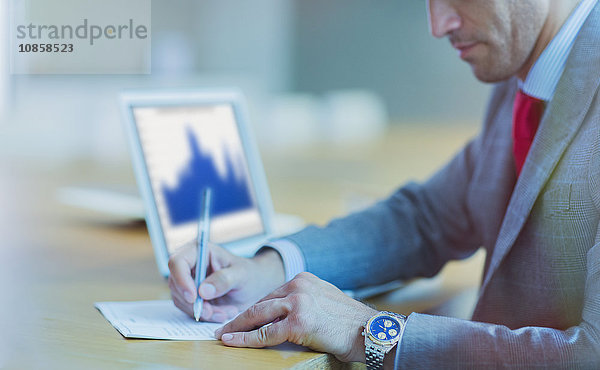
[517,0,581,81]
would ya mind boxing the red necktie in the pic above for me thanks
[512,90,545,176]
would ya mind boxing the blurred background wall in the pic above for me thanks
[0,0,490,165]
[0,0,7,119]
[293,0,488,121]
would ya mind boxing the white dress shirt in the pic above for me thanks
[520,0,598,102]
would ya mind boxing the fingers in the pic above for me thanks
[170,272,238,322]
[214,272,319,348]
[170,287,238,323]
[191,243,240,300]
[168,246,197,303]
[168,241,248,324]
[220,321,288,348]
[168,242,235,300]
[215,298,289,338]
[200,265,242,300]
[207,242,232,272]
[256,272,316,304]
[170,283,192,317]
[201,302,239,323]
[255,284,289,304]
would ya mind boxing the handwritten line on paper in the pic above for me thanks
[95,300,223,340]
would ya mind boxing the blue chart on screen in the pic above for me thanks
[162,128,253,225]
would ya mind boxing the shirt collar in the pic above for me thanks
[519,0,598,102]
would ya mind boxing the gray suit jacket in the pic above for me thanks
[285,3,600,368]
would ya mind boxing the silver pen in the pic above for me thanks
[194,187,212,322]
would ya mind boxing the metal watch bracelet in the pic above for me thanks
[366,341,387,370]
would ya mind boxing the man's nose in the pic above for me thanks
[427,0,461,38]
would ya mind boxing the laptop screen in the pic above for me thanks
[132,103,265,255]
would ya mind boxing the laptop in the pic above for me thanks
[120,89,275,277]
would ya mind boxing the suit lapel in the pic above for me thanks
[480,3,600,292]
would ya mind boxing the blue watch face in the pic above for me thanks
[369,315,400,342]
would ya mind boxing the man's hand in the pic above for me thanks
[168,242,285,322]
[215,272,378,363]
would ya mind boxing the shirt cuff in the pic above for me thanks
[393,313,412,369]
[259,239,306,282]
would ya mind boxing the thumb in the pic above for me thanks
[200,266,242,300]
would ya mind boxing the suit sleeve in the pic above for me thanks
[394,237,600,368]
[284,134,485,290]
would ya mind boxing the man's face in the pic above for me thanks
[427,0,549,82]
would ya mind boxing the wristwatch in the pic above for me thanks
[362,311,407,370]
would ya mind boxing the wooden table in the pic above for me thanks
[1,124,484,369]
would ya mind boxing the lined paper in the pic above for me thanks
[95,300,223,340]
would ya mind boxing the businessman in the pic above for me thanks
[168,0,600,367]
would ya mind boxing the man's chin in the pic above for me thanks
[469,63,513,83]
